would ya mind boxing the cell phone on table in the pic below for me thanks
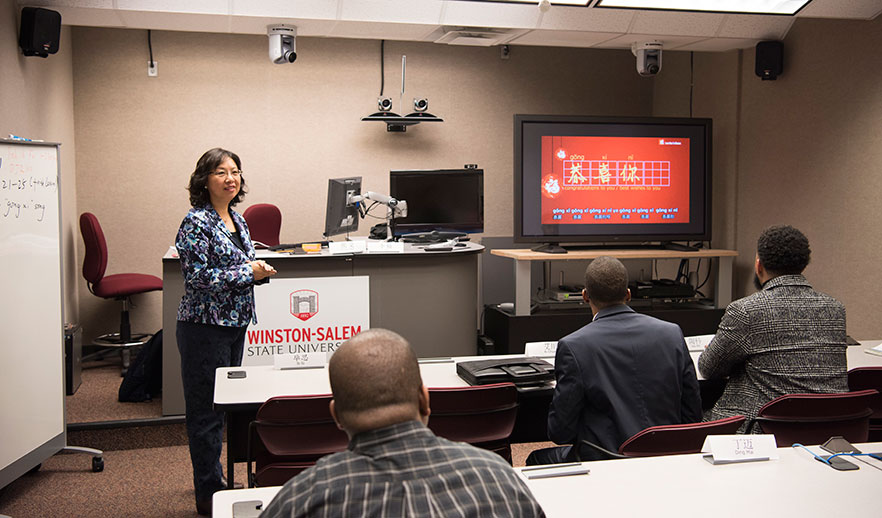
[232,499,263,518]
[227,370,247,379]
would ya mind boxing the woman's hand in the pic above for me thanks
[250,260,277,281]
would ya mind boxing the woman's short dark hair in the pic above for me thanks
[584,256,629,306]
[757,225,810,275]
[187,148,247,208]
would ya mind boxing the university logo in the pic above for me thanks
[290,289,318,321]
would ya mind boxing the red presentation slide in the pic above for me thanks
[540,135,691,225]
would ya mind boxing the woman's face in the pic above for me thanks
[206,156,241,207]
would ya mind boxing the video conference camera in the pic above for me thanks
[631,41,663,77]
[267,25,297,64]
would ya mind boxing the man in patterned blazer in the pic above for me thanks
[699,224,848,432]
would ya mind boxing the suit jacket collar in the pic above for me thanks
[592,304,635,321]
[763,274,811,291]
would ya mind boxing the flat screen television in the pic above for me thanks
[389,168,484,237]
[323,176,362,239]
[514,115,712,252]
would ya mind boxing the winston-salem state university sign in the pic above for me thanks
[242,276,370,366]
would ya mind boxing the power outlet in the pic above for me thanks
[147,61,158,77]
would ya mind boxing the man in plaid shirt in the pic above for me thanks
[260,328,545,518]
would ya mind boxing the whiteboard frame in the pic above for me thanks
[0,139,66,490]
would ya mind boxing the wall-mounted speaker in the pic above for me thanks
[19,7,61,58]
[755,41,783,81]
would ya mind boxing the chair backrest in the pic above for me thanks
[249,394,349,486]
[848,368,882,418]
[755,389,878,447]
[524,341,557,357]
[619,415,746,457]
[79,212,108,285]
[427,383,518,462]
[243,203,282,247]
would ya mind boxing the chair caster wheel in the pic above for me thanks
[92,456,104,472]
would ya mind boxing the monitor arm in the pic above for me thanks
[349,191,408,218]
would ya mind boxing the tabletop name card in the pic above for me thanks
[273,351,327,370]
[701,434,779,464]
[329,240,367,255]
[367,241,405,253]
[685,334,715,352]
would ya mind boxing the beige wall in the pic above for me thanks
[70,27,654,342]
[734,15,882,339]
[1,0,78,324]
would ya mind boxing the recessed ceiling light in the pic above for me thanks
[594,0,812,15]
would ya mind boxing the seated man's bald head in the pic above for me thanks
[329,328,428,436]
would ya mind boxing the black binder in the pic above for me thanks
[456,357,554,389]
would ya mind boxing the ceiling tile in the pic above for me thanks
[629,9,725,36]
[441,0,542,28]
[510,29,622,47]
[716,13,793,39]
[328,20,440,40]
[230,0,338,20]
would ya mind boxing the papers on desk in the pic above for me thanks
[685,334,714,352]
[865,343,882,356]
[521,462,590,479]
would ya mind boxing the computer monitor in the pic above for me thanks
[388,168,484,237]
[323,176,362,239]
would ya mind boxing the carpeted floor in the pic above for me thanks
[67,359,163,424]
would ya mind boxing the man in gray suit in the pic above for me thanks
[527,256,701,464]
[699,225,848,432]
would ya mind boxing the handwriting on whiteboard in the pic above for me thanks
[1,153,57,223]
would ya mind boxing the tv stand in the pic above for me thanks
[491,248,738,316]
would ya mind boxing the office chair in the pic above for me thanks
[749,389,878,447]
[247,394,349,487]
[847,367,882,441]
[578,415,746,460]
[427,383,519,464]
[79,212,162,375]
[242,203,282,247]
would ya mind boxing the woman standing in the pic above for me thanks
[175,148,276,515]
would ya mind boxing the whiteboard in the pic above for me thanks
[0,140,66,489]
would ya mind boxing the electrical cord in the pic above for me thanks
[792,443,882,471]
[148,30,154,68]
[379,40,385,96]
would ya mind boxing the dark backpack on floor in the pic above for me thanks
[118,330,163,402]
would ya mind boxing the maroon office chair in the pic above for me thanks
[242,203,282,247]
[79,212,162,374]
[848,367,882,441]
[750,389,878,447]
[427,383,519,464]
[247,394,350,487]
[579,415,746,460]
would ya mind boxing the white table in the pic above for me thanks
[213,442,882,518]
[215,343,882,488]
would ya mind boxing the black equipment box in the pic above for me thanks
[456,357,554,389]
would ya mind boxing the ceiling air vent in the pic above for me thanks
[434,27,517,46]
